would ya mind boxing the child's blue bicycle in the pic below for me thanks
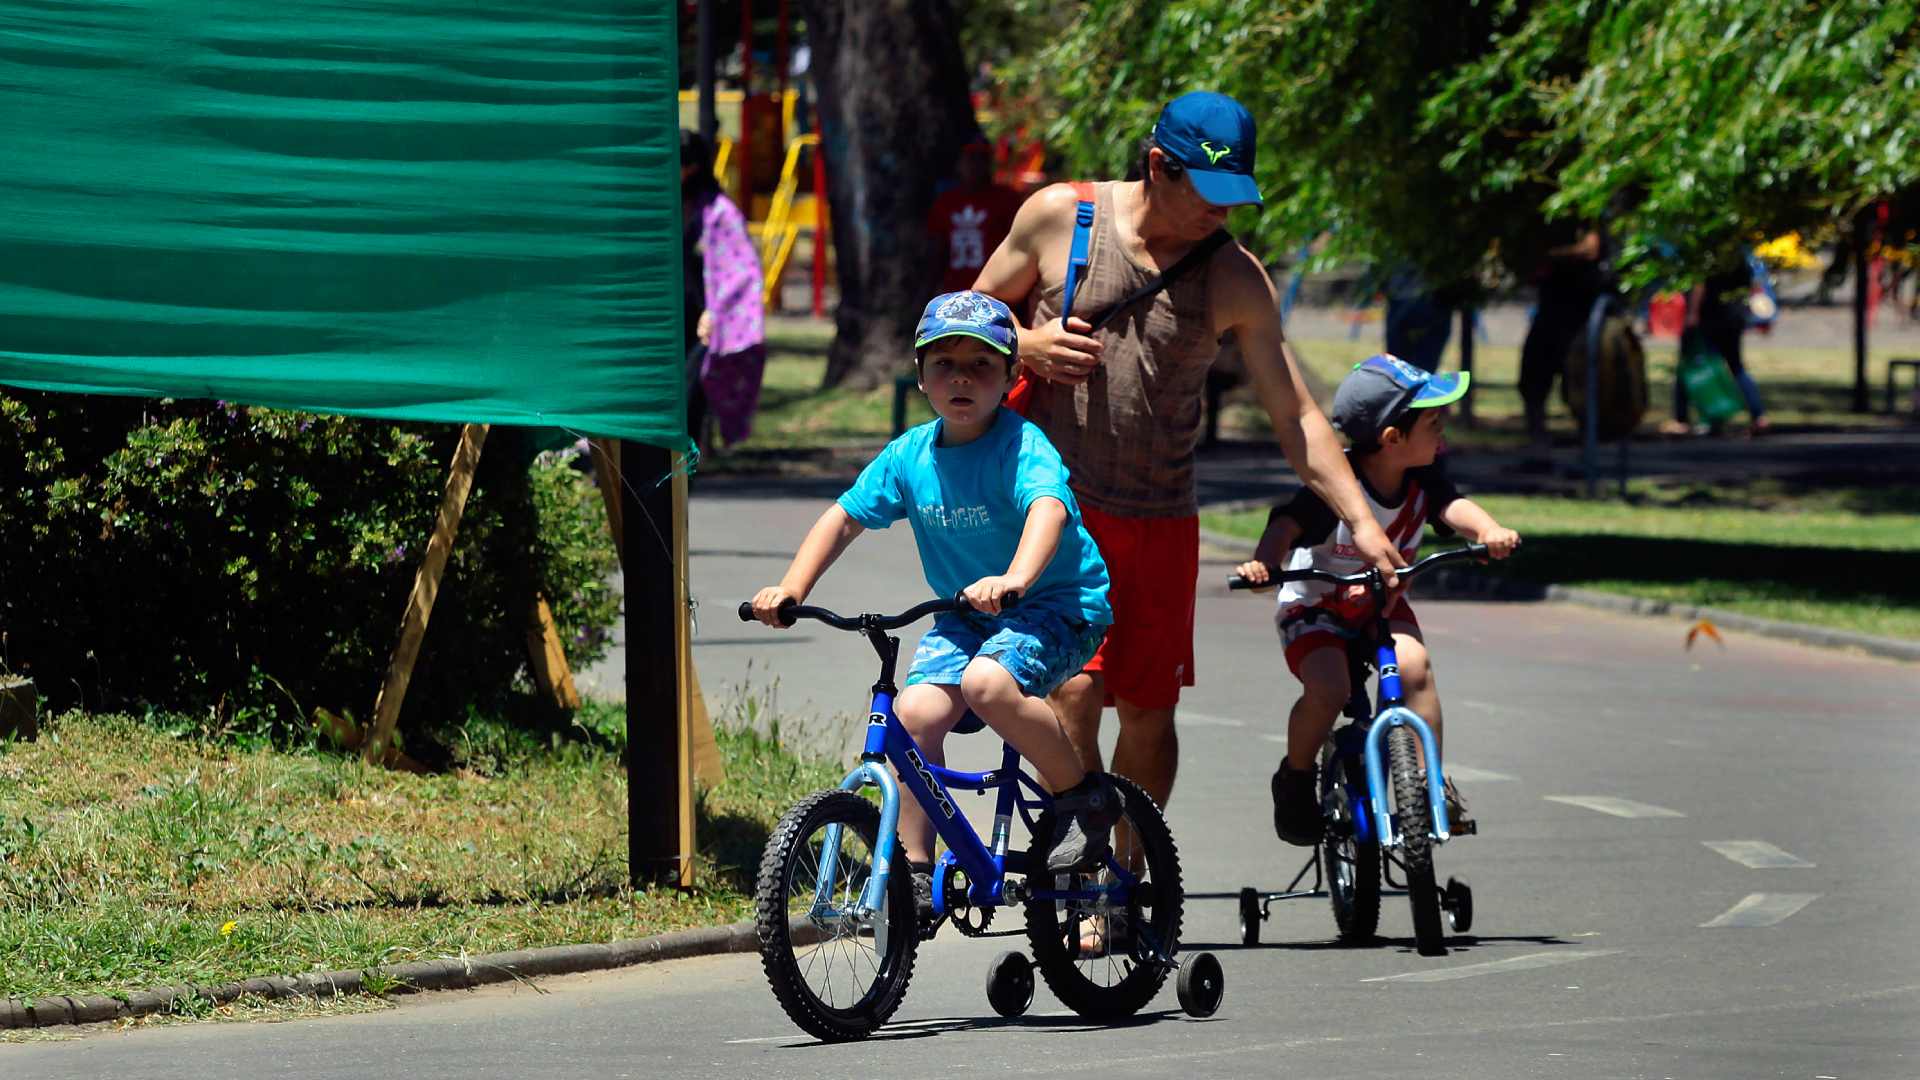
[1228,543,1488,957]
[737,594,1223,1042]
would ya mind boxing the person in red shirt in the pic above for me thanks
[927,140,1025,296]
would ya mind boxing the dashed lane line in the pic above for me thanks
[1442,764,1516,783]
[1361,949,1622,983]
[1700,893,1820,928]
[1543,795,1686,819]
[1703,840,1816,869]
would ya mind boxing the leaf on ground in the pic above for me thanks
[1686,619,1724,650]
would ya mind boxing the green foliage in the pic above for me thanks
[0,392,619,747]
[999,0,1920,291]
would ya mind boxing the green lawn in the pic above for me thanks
[1202,479,1920,640]
[0,697,842,1006]
[733,320,1912,456]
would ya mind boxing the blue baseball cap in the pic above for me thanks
[915,291,1016,355]
[1331,354,1470,446]
[1152,91,1262,208]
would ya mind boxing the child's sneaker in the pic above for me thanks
[1442,777,1477,835]
[1046,773,1123,873]
[1271,760,1323,846]
[909,863,941,940]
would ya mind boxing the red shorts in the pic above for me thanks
[1080,506,1198,709]
[1279,597,1420,679]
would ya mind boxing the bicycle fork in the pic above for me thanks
[1362,641,1452,846]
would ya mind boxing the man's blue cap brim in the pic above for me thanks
[1409,371,1470,407]
[915,328,1013,355]
[1185,168,1263,208]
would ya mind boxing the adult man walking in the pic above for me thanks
[973,91,1403,811]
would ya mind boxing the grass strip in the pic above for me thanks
[1201,481,1920,641]
[0,704,842,1001]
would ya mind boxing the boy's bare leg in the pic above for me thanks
[961,658,1086,792]
[1286,646,1351,772]
[1051,670,1106,774]
[1391,624,1441,757]
[893,683,965,865]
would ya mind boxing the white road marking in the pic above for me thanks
[1179,711,1248,728]
[1702,840,1815,869]
[1700,893,1819,928]
[1260,734,1288,744]
[1544,795,1686,819]
[1442,764,1516,783]
[724,1035,807,1045]
[1362,949,1621,983]
[1458,697,1533,719]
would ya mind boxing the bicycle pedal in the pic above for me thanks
[1450,818,1477,836]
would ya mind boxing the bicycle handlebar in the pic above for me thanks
[736,592,1018,630]
[1227,542,1492,591]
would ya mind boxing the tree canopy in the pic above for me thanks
[1001,0,1920,291]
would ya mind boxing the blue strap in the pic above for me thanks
[1060,193,1095,326]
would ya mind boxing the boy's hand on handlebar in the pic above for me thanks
[1232,559,1273,589]
[1479,527,1521,559]
[962,575,1023,615]
[750,585,801,628]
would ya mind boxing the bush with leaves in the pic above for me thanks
[0,390,619,750]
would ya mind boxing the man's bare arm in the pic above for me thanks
[972,184,1105,385]
[1214,246,1405,582]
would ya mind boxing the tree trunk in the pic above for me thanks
[800,0,980,389]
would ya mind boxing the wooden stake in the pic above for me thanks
[364,423,489,764]
[670,465,696,888]
[526,592,582,711]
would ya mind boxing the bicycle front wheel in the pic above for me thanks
[1386,726,1446,956]
[755,789,918,1041]
[1026,775,1182,1019]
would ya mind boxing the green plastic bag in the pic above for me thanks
[1680,337,1744,425]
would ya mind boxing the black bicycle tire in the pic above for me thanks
[1387,727,1446,955]
[755,789,918,1041]
[1320,747,1381,942]
[1025,775,1182,1019]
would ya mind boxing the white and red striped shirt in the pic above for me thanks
[1271,453,1460,616]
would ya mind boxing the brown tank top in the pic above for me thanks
[1029,182,1219,517]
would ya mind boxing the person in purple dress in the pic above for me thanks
[681,130,767,451]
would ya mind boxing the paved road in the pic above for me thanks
[10,491,1917,1079]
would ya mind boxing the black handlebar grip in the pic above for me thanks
[737,601,753,622]
[738,598,800,626]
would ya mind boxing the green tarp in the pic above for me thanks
[0,0,686,449]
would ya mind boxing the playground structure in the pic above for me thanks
[681,2,1052,319]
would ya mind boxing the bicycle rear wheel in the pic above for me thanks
[755,789,917,1041]
[1026,775,1181,1019]
[1320,745,1380,942]
[1386,726,1446,956]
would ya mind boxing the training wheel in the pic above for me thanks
[985,950,1035,1018]
[1443,877,1474,934]
[1238,887,1261,946]
[1176,951,1225,1018]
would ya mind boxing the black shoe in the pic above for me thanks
[1047,773,1123,873]
[909,863,943,940]
[1443,777,1477,836]
[1271,760,1323,846]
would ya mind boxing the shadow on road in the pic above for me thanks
[778,1008,1205,1047]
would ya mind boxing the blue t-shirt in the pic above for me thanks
[838,407,1111,625]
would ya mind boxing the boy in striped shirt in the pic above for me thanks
[1234,355,1520,845]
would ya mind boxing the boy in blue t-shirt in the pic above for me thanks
[749,291,1122,896]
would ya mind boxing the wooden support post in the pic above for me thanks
[364,423,489,764]
[621,441,693,887]
[526,593,581,711]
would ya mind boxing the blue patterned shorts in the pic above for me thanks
[905,607,1108,698]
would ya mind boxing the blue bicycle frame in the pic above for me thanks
[783,597,1134,922]
[1359,638,1452,847]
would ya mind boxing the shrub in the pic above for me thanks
[0,391,620,748]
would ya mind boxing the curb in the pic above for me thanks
[0,921,764,1031]
[1196,526,1920,665]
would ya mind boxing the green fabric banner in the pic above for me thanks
[0,0,686,449]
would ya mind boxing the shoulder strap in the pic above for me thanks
[1058,181,1097,326]
[1084,228,1232,333]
